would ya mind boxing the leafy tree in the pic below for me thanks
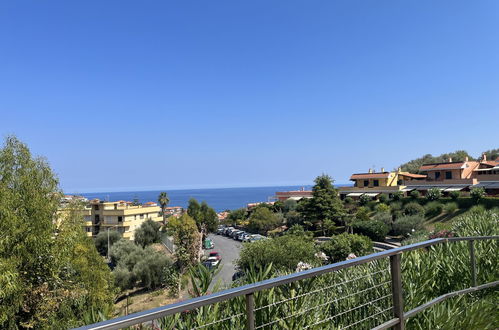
[94,230,122,256]
[285,210,304,227]
[470,187,486,204]
[302,174,346,235]
[188,199,218,235]
[227,208,247,225]
[374,203,390,214]
[480,148,499,161]
[168,213,201,270]
[426,188,442,201]
[352,221,389,241]
[0,136,114,329]
[355,206,370,222]
[248,207,282,234]
[110,239,142,265]
[285,224,313,239]
[134,219,162,248]
[133,249,174,290]
[320,233,372,263]
[359,194,371,206]
[399,150,474,173]
[158,191,170,225]
[283,199,298,213]
[237,235,316,271]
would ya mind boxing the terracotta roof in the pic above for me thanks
[399,172,427,179]
[420,162,466,171]
[350,172,390,180]
[479,161,499,167]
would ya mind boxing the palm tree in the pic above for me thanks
[158,192,170,226]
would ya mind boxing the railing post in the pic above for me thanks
[390,254,405,330]
[245,293,255,330]
[469,240,477,287]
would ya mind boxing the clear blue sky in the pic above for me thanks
[1,1,498,192]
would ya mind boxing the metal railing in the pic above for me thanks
[77,236,498,330]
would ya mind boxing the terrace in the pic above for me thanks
[77,236,498,330]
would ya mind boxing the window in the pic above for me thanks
[94,215,100,224]
[445,171,452,179]
[435,172,441,180]
[140,214,144,219]
[118,216,123,222]
[363,180,369,187]
[94,204,99,210]
[373,180,379,187]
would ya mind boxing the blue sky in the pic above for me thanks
[1,1,498,192]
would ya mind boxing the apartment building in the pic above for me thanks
[473,154,499,195]
[83,200,162,240]
[339,168,425,198]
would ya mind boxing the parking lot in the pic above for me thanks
[205,233,242,290]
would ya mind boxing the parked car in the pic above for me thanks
[225,227,235,236]
[237,232,248,241]
[209,251,221,261]
[248,234,267,243]
[203,238,214,249]
[216,226,226,235]
[231,230,243,239]
[202,257,220,269]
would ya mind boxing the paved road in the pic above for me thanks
[205,233,242,291]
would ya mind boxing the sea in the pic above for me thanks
[77,185,315,212]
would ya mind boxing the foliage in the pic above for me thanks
[188,263,215,297]
[319,233,372,263]
[372,212,393,227]
[391,191,403,201]
[426,188,442,201]
[227,208,247,225]
[158,191,170,225]
[94,230,122,256]
[410,190,421,199]
[237,235,316,271]
[449,190,460,200]
[133,249,174,290]
[391,215,425,237]
[168,213,201,270]
[355,206,370,221]
[301,174,345,235]
[282,199,298,213]
[480,148,499,161]
[399,150,473,173]
[134,219,162,248]
[188,199,218,234]
[470,187,486,204]
[352,220,389,241]
[285,224,313,239]
[248,207,282,235]
[343,196,353,204]
[374,203,390,213]
[0,136,114,329]
[424,201,443,218]
[443,202,458,214]
[378,193,389,204]
[403,202,425,216]
[358,194,371,206]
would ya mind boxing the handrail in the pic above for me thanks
[76,235,499,330]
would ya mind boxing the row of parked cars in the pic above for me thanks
[216,225,267,243]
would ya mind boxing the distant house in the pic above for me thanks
[403,157,479,195]
[275,188,312,201]
[473,154,499,196]
[164,206,184,217]
[339,168,425,199]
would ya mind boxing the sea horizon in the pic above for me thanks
[71,184,351,212]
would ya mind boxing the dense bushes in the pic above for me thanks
[352,220,389,241]
[424,201,443,218]
[403,202,425,216]
[237,235,316,271]
[426,188,442,201]
[94,230,122,255]
[319,233,372,263]
[134,219,162,248]
[391,215,425,236]
[444,202,458,214]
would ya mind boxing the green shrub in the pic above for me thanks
[343,197,353,204]
[352,220,389,241]
[449,190,461,200]
[319,233,372,263]
[355,206,370,221]
[403,202,425,216]
[470,187,486,204]
[237,235,316,271]
[444,202,458,214]
[410,190,421,199]
[426,188,442,201]
[359,194,371,206]
[94,230,122,256]
[378,194,389,204]
[134,219,162,248]
[391,191,403,201]
[392,215,425,236]
[374,203,390,213]
[372,212,393,227]
[424,201,443,218]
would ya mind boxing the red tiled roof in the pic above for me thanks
[420,162,465,171]
[399,172,427,179]
[480,161,499,167]
[350,172,390,180]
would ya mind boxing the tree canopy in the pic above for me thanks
[168,213,201,270]
[399,150,473,173]
[248,207,282,234]
[187,198,218,234]
[134,219,162,248]
[0,136,114,328]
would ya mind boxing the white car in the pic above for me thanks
[206,256,220,268]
